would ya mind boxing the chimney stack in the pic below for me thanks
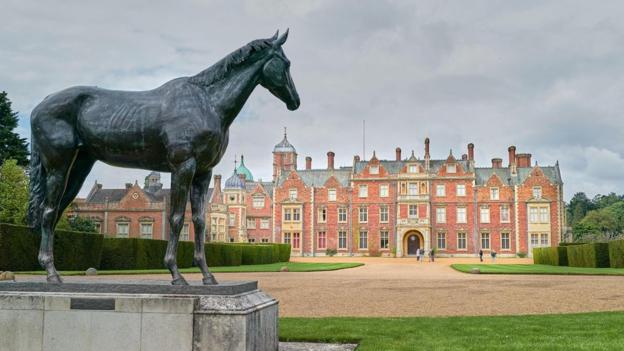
[462,154,468,160]
[125,183,133,189]
[354,155,360,163]
[424,138,430,157]
[327,151,335,170]
[516,153,532,168]
[305,156,312,170]
[214,174,222,190]
[492,158,503,168]
[395,147,402,161]
[467,143,474,161]
[508,146,517,166]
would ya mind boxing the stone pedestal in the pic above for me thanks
[0,280,278,351]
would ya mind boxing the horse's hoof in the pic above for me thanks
[203,276,218,285]
[171,277,189,286]
[47,274,63,284]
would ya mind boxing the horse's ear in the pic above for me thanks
[271,30,279,40]
[273,28,288,47]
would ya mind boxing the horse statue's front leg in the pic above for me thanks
[164,159,197,285]
[191,171,218,285]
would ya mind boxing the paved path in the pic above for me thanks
[17,257,624,317]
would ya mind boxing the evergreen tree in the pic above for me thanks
[0,91,29,166]
[566,192,594,226]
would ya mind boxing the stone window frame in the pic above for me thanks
[457,232,467,251]
[532,186,542,199]
[359,206,368,223]
[437,232,446,250]
[500,205,511,223]
[456,207,467,224]
[260,218,270,229]
[481,232,490,250]
[379,184,389,197]
[252,195,265,209]
[318,207,327,223]
[501,232,511,250]
[436,184,446,197]
[328,188,337,202]
[490,187,500,201]
[115,216,131,237]
[436,207,446,223]
[359,230,368,250]
[379,205,389,223]
[289,188,297,201]
[338,207,348,223]
[359,184,368,198]
[380,230,389,249]
[408,204,418,218]
[338,231,347,249]
[317,231,327,249]
[456,184,466,197]
[247,218,256,229]
[480,206,490,224]
[139,222,153,239]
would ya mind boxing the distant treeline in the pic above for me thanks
[567,192,624,242]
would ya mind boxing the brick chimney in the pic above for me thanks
[354,155,360,163]
[305,156,312,170]
[492,158,503,168]
[424,138,430,170]
[516,153,532,168]
[467,143,474,161]
[327,151,335,170]
[508,146,516,167]
[395,147,402,161]
[211,175,223,204]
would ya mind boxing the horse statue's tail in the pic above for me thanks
[27,138,46,230]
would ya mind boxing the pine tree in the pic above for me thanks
[0,91,29,166]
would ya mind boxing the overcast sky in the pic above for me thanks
[2,0,624,201]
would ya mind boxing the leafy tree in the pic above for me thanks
[0,159,29,224]
[68,215,97,233]
[572,202,624,242]
[567,192,594,227]
[592,192,623,210]
[0,92,29,166]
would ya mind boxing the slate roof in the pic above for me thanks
[354,159,472,174]
[245,181,275,197]
[224,171,245,189]
[475,165,562,186]
[86,187,213,203]
[277,169,351,187]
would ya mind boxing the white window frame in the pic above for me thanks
[481,232,490,249]
[408,204,418,218]
[359,231,368,250]
[457,232,467,250]
[539,206,550,223]
[529,207,539,224]
[359,207,368,223]
[328,188,337,201]
[247,218,256,229]
[480,207,490,223]
[436,184,446,197]
[437,232,446,249]
[408,165,418,173]
[338,207,347,223]
[533,186,542,199]
[252,195,265,209]
[456,184,466,197]
[380,184,389,197]
[116,222,129,237]
[140,223,153,239]
[380,205,389,223]
[369,165,379,175]
[436,207,446,223]
[500,205,510,223]
[338,231,347,249]
[181,223,190,241]
[318,207,327,223]
[490,187,500,200]
[457,207,467,224]
[408,182,418,196]
[380,231,389,249]
[260,218,270,229]
[359,185,368,198]
[229,214,235,226]
[317,231,327,249]
[289,188,297,200]
[501,232,510,250]
[293,208,301,222]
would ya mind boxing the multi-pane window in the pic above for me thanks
[529,207,538,223]
[328,189,337,201]
[283,232,291,245]
[318,208,327,223]
[481,232,490,249]
[530,233,539,247]
[540,233,549,246]
[533,186,542,199]
[317,231,327,249]
[369,165,379,174]
[447,164,456,173]
[338,207,347,223]
[338,231,347,249]
[380,231,389,249]
[457,207,467,223]
[359,231,368,250]
[181,224,190,241]
[289,189,297,200]
[293,233,301,248]
[116,223,129,237]
[247,218,256,229]
[501,233,510,250]
[490,187,499,200]
[436,184,446,196]
[359,207,368,223]
[140,223,153,239]
[380,206,389,223]
[457,232,467,250]
[293,208,301,221]
[261,238,269,243]
[480,207,490,223]
[260,219,270,229]
[539,207,549,223]
[456,184,466,196]
[408,205,418,218]
[409,165,417,173]
[284,208,292,221]
[437,232,446,249]
[380,184,389,197]
[359,185,368,198]
[229,214,235,226]
[252,196,264,208]
[436,207,446,223]
[408,183,418,195]
[500,205,510,223]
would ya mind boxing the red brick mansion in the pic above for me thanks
[71,132,564,258]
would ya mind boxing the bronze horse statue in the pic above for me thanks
[27,30,300,284]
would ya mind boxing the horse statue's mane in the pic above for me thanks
[189,37,275,86]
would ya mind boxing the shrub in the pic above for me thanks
[516,252,527,258]
[277,244,291,262]
[325,248,337,257]
[532,246,568,266]
[0,223,103,271]
[608,240,624,268]
[567,243,610,268]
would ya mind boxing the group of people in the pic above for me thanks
[479,249,497,263]
[415,248,436,262]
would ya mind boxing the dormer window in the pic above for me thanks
[252,195,264,208]
[447,164,456,173]
[408,165,418,173]
[370,165,379,175]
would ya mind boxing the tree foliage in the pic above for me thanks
[0,159,29,224]
[68,215,98,233]
[0,91,29,166]
[572,201,624,242]
[567,192,594,227]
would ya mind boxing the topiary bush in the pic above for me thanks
[567,243,610,268]
[608,240,624,268]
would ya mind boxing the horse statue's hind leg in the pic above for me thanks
[164,158,196,285]
[191,171,218,285]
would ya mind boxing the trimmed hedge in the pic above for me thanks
[0,223,103,271]
[277,244,291,262]
[532,246,568,266]
[567,243,610,268]
[608,240,624,268]
[205,243,243,267]
[559,242,587,247]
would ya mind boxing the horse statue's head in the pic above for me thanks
[260,29,300,111]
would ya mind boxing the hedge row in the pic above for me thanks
[0,223,290,271]
[532,246,568,266]
[608,240,624,268]
[566,243,610,268]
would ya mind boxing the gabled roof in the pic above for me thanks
[475,165,562,186]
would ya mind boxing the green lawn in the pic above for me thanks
[280,312,624,350]
[451,264,624,275]
[17,262,363,276]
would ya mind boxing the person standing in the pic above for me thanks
[491,250,497,263]
[479,249,484,262]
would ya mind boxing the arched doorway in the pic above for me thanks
[403,231,424,256]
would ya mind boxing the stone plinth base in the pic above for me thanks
[0,280,278,351]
